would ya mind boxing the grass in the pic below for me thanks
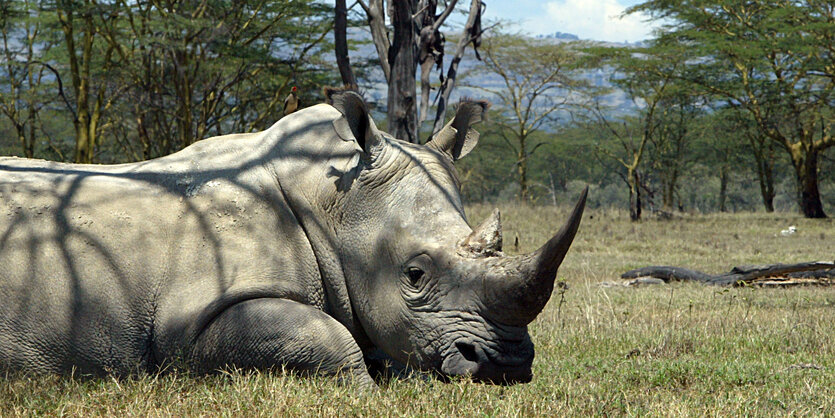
[2,205,834,416]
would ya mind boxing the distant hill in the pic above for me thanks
[343,28,636,123]
[537,32,580,41]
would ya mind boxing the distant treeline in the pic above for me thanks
[457,116,835,215]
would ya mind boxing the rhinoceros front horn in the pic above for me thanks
[483,187,588,326]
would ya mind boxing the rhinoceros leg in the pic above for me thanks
[190,298,374,387]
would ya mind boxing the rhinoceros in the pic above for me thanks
[0,89,585,387]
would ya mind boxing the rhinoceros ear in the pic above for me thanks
[324,87,383,156]
[426,100,489,161]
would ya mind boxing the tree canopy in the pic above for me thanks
[627,0,835,217]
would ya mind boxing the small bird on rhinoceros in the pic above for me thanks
[284,86,299,116]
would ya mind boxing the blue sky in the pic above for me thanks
[486,0,660,43]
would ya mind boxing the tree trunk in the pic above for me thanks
[718,165,728,213]
[387,1,418,144]
[74,114,92,163]
[416,0,440,130]
[518,151,528,202]
[548,173,558,206]
[516,134,529,202]
[751,139,776,212]
[363,0,481,143]
[59,3,101,164]
[14,125,27,158]
[762,165,775,213]
[24,46,38,158]
[662,168,678,211]
[793,148,826,218]
[628,168,641,221]
[417,54,434,131]
[25,103,37,159]
[174,48,195,147]
[334,0,357,87]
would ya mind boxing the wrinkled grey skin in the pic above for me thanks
[0,90,585,387]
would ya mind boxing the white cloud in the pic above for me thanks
[524,0,658,43]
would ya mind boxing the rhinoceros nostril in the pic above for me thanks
[456,341,479,363]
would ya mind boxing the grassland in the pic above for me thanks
[2,204,834,416]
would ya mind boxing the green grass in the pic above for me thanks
[2,205,834,416]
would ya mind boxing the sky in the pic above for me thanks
[487,0,661,43]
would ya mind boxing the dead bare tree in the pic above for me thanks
[352,0,485,143]
[472,33,583,202]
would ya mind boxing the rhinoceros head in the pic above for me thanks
[323,89,586,384]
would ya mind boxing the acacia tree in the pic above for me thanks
[725,108,778,212]
[1,0,334,163]
[629,0,835,218]
[648,88,704,211]
[585,44,690,220]
[0,0,58,158]
[106,1,331,157]
[687,108,749,212]
[474,33,584,202]
[52,0,123,163]
[95,0,333,161]
[350,0,484,143]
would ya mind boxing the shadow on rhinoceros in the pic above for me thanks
[0,88,586,388]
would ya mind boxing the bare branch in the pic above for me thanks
[430,0,484,136]
[364,0,391,82]
[335,0,358,86]
[30,60,77,122]
[431,0,459,32]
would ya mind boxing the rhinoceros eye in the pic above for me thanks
[403,254,432,288]
[406,267,425,285]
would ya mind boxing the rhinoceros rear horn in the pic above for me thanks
[461,208,502,256]
[426,100,489,161]
[325,87,382,155]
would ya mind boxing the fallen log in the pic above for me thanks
[620,261,835,287]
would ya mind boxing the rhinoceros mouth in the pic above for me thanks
[438,339,534,384]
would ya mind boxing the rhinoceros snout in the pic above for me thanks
[440,340,534,384]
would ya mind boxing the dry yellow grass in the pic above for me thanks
[2,204,834,416]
